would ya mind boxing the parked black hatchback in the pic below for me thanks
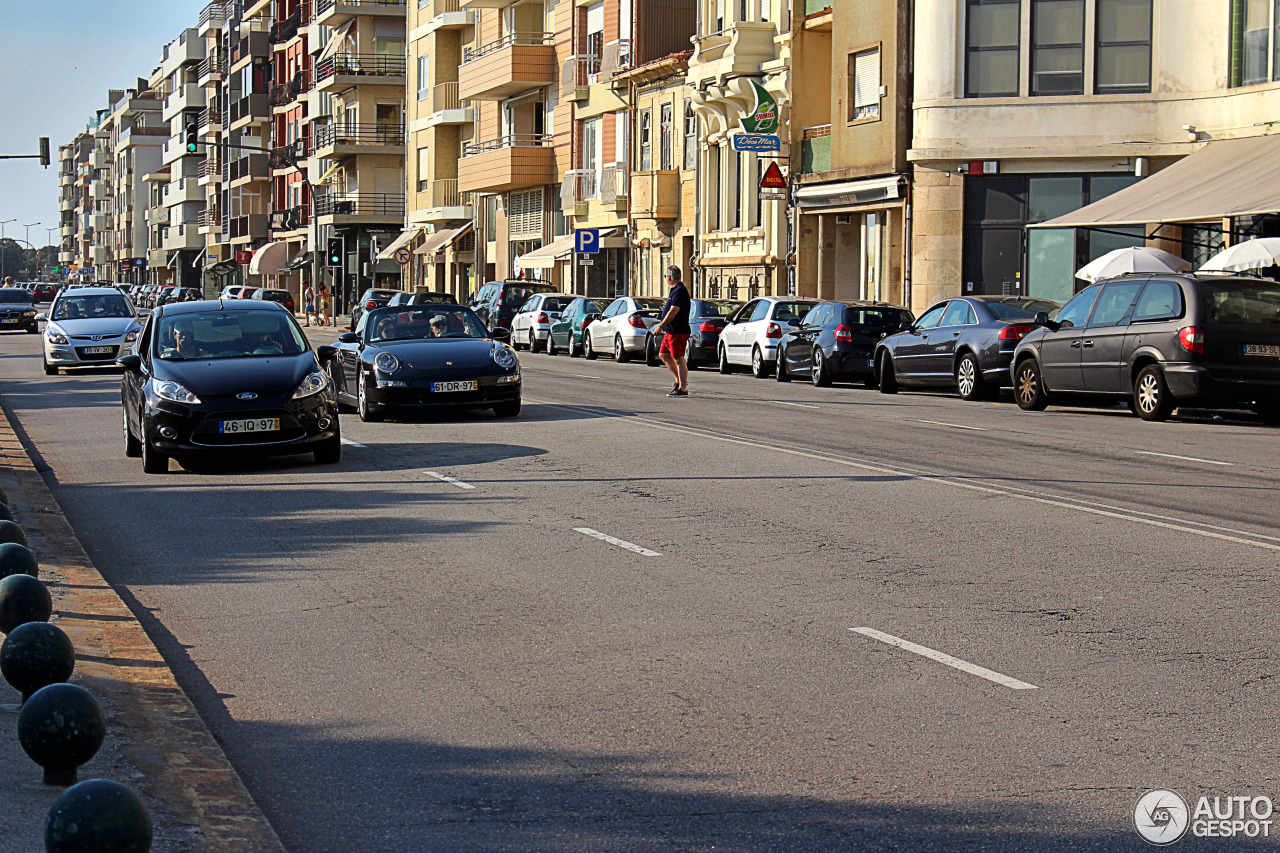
[1011,274,1280,422]
[778,301,913,387]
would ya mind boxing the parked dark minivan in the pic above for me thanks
[1011,274,1280,422]
[470,280,557,331]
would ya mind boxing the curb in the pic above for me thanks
[0,406,287,852]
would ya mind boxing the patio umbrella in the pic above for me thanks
[1074,246,1191,282]
[1199,237,1280,272]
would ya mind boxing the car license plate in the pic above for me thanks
[83,346,113,354]
[431,380,478,393]
[1242,344,1280,357]
[866,358,875,367]
[218,417,281,434]
[0,319,16,325]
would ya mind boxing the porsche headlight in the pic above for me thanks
[293,370,328,399]
[374,352,401,374]
[153,380,201,405]
[492,346,517,370]
[46,326,68,345]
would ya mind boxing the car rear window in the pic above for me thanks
[633,298,667,310]
[541,297,573,312]
[501,284,555,306]
[843,307,912,328]
[1199,281,1280,324]
[695,300,742,317]
[986,302,1038,320]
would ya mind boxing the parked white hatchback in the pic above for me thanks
[718,296,820,377]
[42,287,143,376]
[510,293,576,353]
[583,296,667,362]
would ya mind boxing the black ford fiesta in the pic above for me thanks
[118,300,341,473]
[330,304,520,421]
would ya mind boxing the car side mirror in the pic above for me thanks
[316,345,338,364]
[587,313,602,323]
[900,320,913,331]
[117,354,142,373]
[490,327,512,342]
[1034,311,1050,325]
[35,313,46,322]
[337,332,359,344]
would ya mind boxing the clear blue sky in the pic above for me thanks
[0,0,206,250]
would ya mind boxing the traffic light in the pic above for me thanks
[327,238,343,266]
[185,121,199,154]
[38,137,50,168]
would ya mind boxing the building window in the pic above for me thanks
[727,149,741,230]
[966,0,1020,97]
[417,54,430,100]
[849,47,881,121]
[1095,0,1151,93]
[683,102,698,170]
[707,145,720,231]
[582,118,601,198]
[586,2,605,78]
[659,103,673,170]
[1032,0,1084,95]
[639,109,652,171]
[417,147,430,192]
[483,195,497,242]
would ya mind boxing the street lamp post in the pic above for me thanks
[0,219,14,280]
[22,223,40,278]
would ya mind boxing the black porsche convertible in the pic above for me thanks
[330,304,521,421]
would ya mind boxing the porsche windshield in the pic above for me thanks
[369,307,489,342]
[155,310,308,360]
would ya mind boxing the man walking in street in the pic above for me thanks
[653,266,691,397]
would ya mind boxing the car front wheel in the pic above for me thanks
[43,358,57,376]
[123,410,141,458]
[314,434,342,464]
[1133,364,1173,421]
[1014,359,1049,411]
[493,399,521,418]
[141,428,168,474]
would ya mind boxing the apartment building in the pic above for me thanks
[687,0,790,301]
[401,0,476,298]
[313,0,408,313]
[910,0,1280,311]
[82,103,118,281]
[456,0,569,286]
[104,83,167,285]
[789,0,910,306]
[194,1,233,289]
[56,143,79,273]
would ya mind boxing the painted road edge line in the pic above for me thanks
[340,439,366,447]
[916,419,990,432]
[850,627,1039,691]
[1136,450,1234,466]
[771,401,821,409]
[573,527,661,557]
[424,471,476,490]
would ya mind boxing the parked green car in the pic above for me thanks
[547,297,606,357]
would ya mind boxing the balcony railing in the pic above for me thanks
[316,53,407,82]
[228,93,270,124]
[431,0,461,11]
[270,205,309,231]
[463,32,553,64]
[315,193,405,218]
[229,153,268,182]
[199,2,227,25]
[269,9,302,44]
[315,123,404,149]
[199,157,222,178]
[199,51,225,79]
[431,82,462,113]
[561,169,596,206]
[269,139,310,169]
[197,207,222,228]
[430,178,471,208]
[315,0,405,14]
[462,134,552,156]
[199,107,221,127]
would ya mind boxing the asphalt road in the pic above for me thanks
[2,323,1279,851]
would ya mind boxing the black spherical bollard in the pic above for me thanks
[0,541,38,579]
[45,779,153,852]
[1,620,74,701]
[18,683,105,786]
[0,573,52,633]
[0,519,27,547]
[0,502,13,523]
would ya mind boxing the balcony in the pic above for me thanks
[421,82,471,126]
[228,93,270,129]
[314,123,404,159]
[199,106,222,136]
[244,0,272,17]
[269,8,303,44]
[198,51,225,85]
[315,193,405,223]
[92,213,111,232]
[91,246,109,264]
[60,197,76,212]
[270,205,310,233]
[59,171,74,187]
[59,251,75,264]
[163,223,204,252]
[60,224,75,238]
[91,180,110,200]
[423,0,472,30]
[687,22,779,85]
[270,139,311,173]
[459,33,555,102]
[230,32,269,70]
[415,178,472,223]
[270,70,310,109]
[198,157,223,186]
[165,177,205,206]
[315,0,406,28]
[458,134,557,194]
[90,148,109,169]
[228,153,269,185]
[199,1,227,36]
[630,170,680,220]
[164,85,206,122]
[160,33,204,77]
[197,207,222,234]
[315,53,407,92]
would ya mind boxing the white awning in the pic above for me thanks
[1034,134,1280,229]
[317,20,354,63]
[519,228,616,269]
[376,228,422,260]
[795,175,904,212]
[248,241,291,276]
[414,222,474,257]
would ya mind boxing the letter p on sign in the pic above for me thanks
[575,229,600,254]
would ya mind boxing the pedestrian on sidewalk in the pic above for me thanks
[653,266,691,397]
[317,282,332,326]
[303,284,316,327]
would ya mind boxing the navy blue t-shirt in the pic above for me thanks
[662,282,691,336]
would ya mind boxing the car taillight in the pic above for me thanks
[365,300,377,309]
[1178,325,1205,354]
[698,321,719,333]
[766,322,783,338]
[537,311,549,324]
[999,323,1035,341]
[580,318,593,330]
[834,324,853,343]
[629,315,648,329]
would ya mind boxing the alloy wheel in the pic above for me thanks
[957,356,976,398]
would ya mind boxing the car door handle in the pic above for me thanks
[1082,340,1094,348]
[952,331,961,337]
[1070,341,1082,348]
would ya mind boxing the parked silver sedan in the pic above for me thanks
[41,287,142,376]
[583,296,668,362]
[510,292,575,353]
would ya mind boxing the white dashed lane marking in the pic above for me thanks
[915,420,990,432]
[851,627,1039,691]
[1135,450,1234,466]
[573,528,661,557]
[424,471,476,490]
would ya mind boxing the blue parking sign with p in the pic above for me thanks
[575,228,600,254]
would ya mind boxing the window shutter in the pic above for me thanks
[508,188,543,239]
[854,49,880,109]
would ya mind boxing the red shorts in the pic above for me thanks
[659,333,690,359]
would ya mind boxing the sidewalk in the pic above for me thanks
[0,407,286,852]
